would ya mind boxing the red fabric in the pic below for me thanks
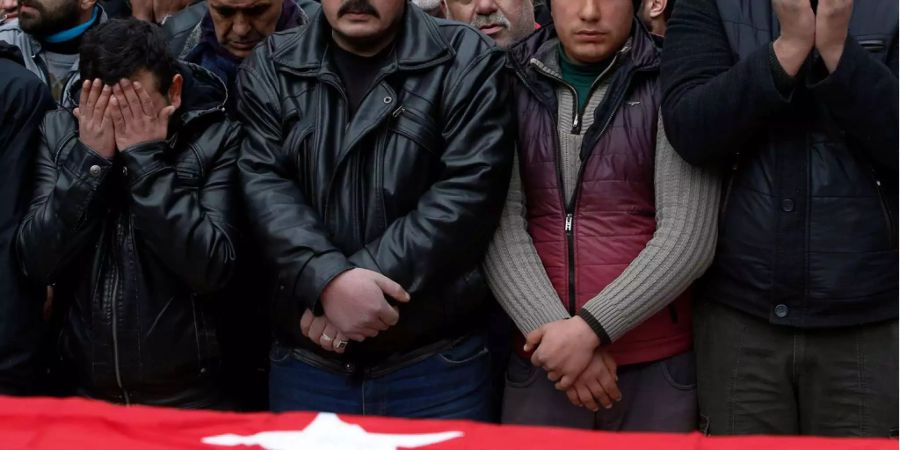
[0,396,893,450]
[514,29,690,366]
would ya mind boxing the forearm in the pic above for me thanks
[579,119,721,342]
[484,155,570,335]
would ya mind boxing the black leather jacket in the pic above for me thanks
[237,6,513,365]
[17,63,241,407]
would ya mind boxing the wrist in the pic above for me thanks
[571,316,601,350]
[773,35,813,77]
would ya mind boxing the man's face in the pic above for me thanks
[552,0,632,64]
[321,0,405,44]
[208,0,283,58]
[445,0,533,49]
[1,0,18,23]
[18,0,80,35]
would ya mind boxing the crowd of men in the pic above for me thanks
[0,0,896,438]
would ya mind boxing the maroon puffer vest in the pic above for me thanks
[510,24,691,366]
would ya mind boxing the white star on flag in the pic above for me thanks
[202,412,464,450]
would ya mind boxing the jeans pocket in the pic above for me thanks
[660,352,698,391]
[269,344,292,364]
[504,355,540,389]
[437,336,489,366]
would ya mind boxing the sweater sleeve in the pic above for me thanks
[483,153,571,335]
[578,115,721,343]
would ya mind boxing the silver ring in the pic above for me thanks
[335,339,348,350]
[321,333,333,342]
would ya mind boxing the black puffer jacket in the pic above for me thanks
[238,6,513,365]
[17,63,241,407]
[661,0,898,327]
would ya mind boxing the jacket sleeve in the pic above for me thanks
[347,48,515,294]
[119,128,240,294]
[16,113,115,284]
[660,0,792,165]
[808,34,899,171]
[237,48,354,311]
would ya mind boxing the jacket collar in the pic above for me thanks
[25,6,109,56]
[271,2,454,74]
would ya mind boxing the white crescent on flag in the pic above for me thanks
[202,412,464,450]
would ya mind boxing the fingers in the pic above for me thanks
[308,315,327,342]
[91,83,111,121]
[565,387,582,408]
[319,322,338,352]
[371,273,410,303]
[377,303,400,328]
[586,378,612,411]
[109,95,126,133]
[86,79,102,114]
[524,327,544,352]
[133,81,156,117]
[557,374,575,390]
[333,333,349,354]
[601,351,619,380]
[112,83,133,123]
[530,347,543,368]
[546,370,561,383]
[300,309,314,337]
[575,384,599,413]
[120,79,144,118]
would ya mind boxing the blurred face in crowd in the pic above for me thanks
[552,0,633,64]
[322,0,405,56]
[636,0,669,36]
[18,0,93,35]
[208,0,284,59]
[445,0,534,49]
[1,0,17,23]
[411,0,444,17]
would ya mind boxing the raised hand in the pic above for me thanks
[816,0,854,72]
[109,79,176,151]
[301,309,350,354]
[525,316,600,390]
[564,350,621,412]
[320,268,410,342]
[73,79,116,159]
[772,0,816,76]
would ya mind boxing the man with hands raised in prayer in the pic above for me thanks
[17,18,241,408]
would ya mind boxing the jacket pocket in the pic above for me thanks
[872,171,896,249]
[390,106,442,154]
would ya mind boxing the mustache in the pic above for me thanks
[471,12,510,29]
[338,0,379,18]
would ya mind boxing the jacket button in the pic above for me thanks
[383,96,392,104]
[781,198,794,212]
[89,165,102,177]
[122,166,128,176]
[344,362,354,371]
[774,304,789,318]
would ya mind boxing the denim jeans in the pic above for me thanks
[269,334,493,421]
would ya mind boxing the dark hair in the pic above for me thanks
[79,18,178,93]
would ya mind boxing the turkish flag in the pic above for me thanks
[0,396,893,450]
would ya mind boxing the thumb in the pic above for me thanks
[73,107,81,119]
[524,327,544,352]
[371,273,410,303]
[159,105,177,121]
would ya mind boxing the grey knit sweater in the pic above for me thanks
[484,41,721,342]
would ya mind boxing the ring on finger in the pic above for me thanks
[321,333,334,342]
[335,339,348,350]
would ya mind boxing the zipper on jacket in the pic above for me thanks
[873,172,895,248]
[110,215,129,405]
[565,213,576,314]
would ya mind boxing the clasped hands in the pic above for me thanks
[772,0,854,75]
[75,78,176,159]
[300,268,411,355]
[526,317,621,413]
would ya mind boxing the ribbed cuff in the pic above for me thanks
[768,42,796,99]
[578,309,612,346]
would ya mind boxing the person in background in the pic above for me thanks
[410,0,443,18]
[443,0,534,49]
[1,0,17,22]
[0,0,108,103]
[0,41,56,397]
[634,0,672,38]
[485,0,719,431]
[661,0,898,436]
[238,0,513,419]
[17,18,241,408]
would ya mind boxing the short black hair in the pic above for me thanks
[79,18,178,93]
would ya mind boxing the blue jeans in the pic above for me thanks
[269,335,493,421]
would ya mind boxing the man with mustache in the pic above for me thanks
[163,0,312,115]
[444,0,534,49]
[1,0,17,23]
[485,0,720,430]
[238,0,512,418]
[0,0,108,102]
[662,0,897,436]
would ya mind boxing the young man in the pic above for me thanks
[661,0,898,436]
[0,0,108,102]
[485,0,720,430]
[17,18,241,408]
[0,41,56,396]
[238,0,513,419]
[443,0,535,49]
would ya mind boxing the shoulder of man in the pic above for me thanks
[430,17,502,63]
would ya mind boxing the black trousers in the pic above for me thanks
[695,299,898,437]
